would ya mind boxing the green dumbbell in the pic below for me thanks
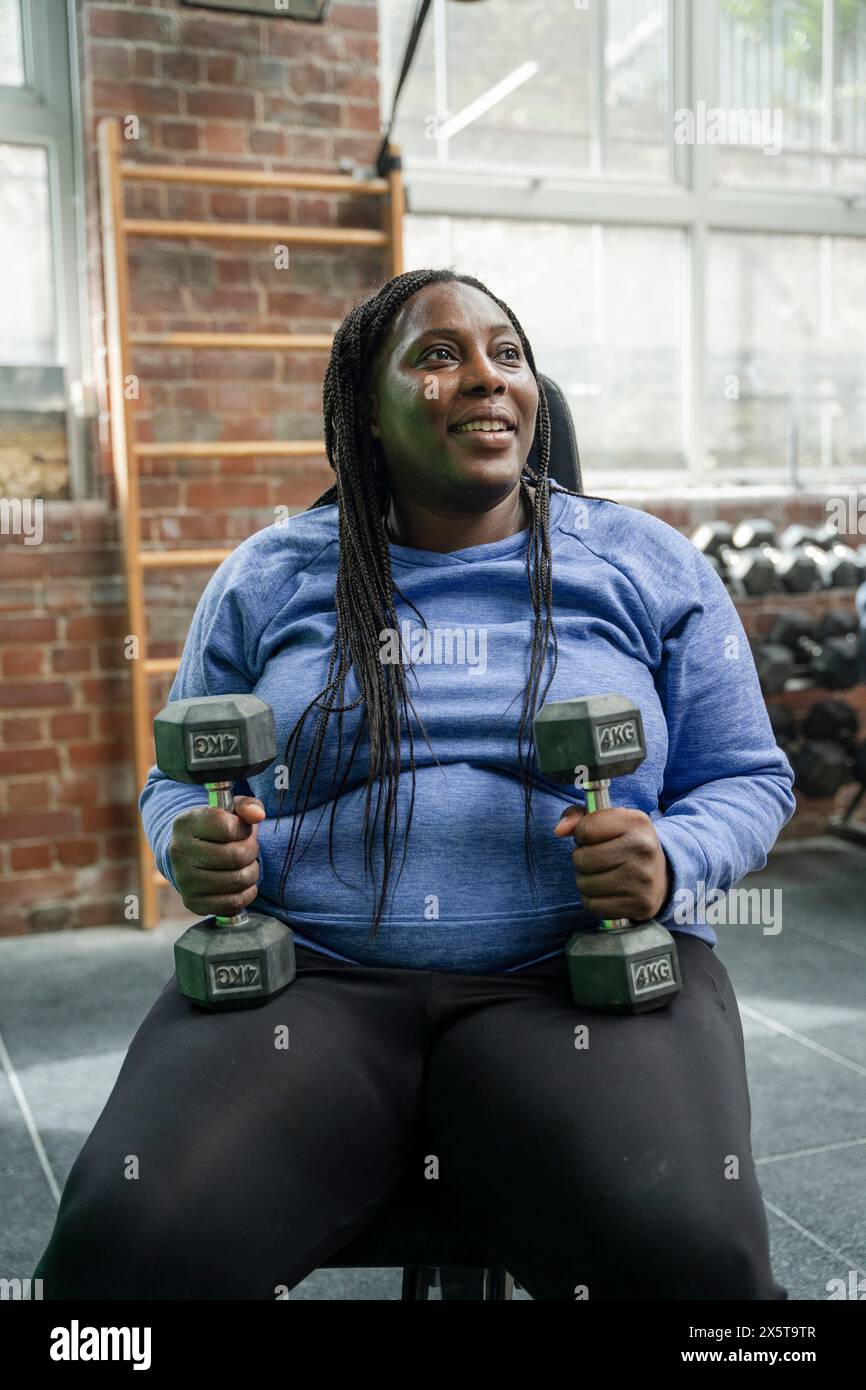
[533,694,682,1014]
[153,693,296,1011]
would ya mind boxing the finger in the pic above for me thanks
[571,840,631,874]
[579,876,659,918]
[569,807,642,845]
[185,833,261,872]
[575,861,636,895]
[232,796,266,823]
[554,804,585,835]
[581,895,635,920]
[187,807,260,845]
[184,861,261,898]
[184,883,261,918]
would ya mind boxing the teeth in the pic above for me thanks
[455,420,511,432]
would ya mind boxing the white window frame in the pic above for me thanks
[381,0,866,489]
[0,0,91,498]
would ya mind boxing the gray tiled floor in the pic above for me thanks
[1,836,864,1300]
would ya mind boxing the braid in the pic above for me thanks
[273,267,608,940]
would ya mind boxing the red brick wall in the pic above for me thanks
[1,0,386,935]
[1,0,864,936]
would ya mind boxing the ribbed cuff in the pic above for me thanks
[651,815,712,928]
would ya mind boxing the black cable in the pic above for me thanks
[376,0,434,176]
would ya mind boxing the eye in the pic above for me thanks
[422,347,522,364]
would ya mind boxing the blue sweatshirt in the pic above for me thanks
[139,483,796,972]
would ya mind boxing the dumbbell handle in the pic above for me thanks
[205,780,251,929]
[584,779,628,931]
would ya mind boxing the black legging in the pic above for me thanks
[34,934,786,1300]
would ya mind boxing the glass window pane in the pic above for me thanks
[404,215,684,473]
[829,237,866,472]
[0,0,24,87]
[0,144,56,364]
[382,0,671,179]
[835,0,866,192]
[605,0,670,176]
[718,0,866,191]
[706,232,866,475]
[443,0,593,171]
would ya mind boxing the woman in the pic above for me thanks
[35,268,795,1300]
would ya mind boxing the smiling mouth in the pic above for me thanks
[450,421,516,435]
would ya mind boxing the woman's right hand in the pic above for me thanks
[168,796,266,918]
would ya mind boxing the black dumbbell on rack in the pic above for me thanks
[692,520,778,595]
[810,525,866,582]
[766,702,799,746]
[818,607,866,688]
[690,521,734,587]
[764,611,861,691]
[766,697,856,799]
[803,696,859,745]
[692,519,780,595]
[753,639,798,695]
[778,524,864,589]
[798,697,861,797]
[729,518,821,594]
[691,519,821,595]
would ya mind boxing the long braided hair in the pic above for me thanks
[273,267,607,941]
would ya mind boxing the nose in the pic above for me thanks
[459,347,509,396]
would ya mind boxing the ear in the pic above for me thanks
[367,390,380,441]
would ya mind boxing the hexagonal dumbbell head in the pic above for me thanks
[719,545,778,596]
[533,694,647,784]
[154,694,276,785]
[691,520,733,558]
[564,919,681,1013]
[731,517,777,550]
[175,916,296,1012]
[772,546,821,593]
[780,524,822,551]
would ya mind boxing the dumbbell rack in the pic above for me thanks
[97,117,406,929]
[746,592,866,838]
[828,796,866,847]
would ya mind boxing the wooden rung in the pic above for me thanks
[123,219,387,246]
[140,548,234,569]
[130,331,334,350]
[144,657,181,676]
[97,114,404,929]
[136,439,327,458]
[121,161,389,197]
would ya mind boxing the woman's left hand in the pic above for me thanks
[554,804,671,923]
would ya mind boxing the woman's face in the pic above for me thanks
[366,281,538,513]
